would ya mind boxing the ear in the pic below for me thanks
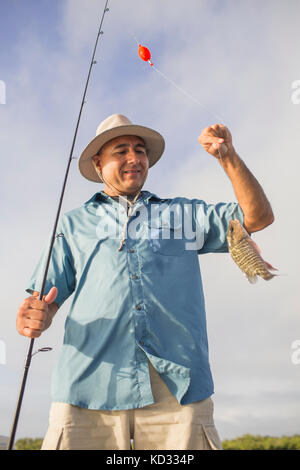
[92,155,101,169]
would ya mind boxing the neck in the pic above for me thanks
[103,188,141,199]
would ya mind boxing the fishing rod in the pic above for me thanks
[7,0,110,450]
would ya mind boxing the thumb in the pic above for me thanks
[43,286,58,304]
[213,142,228,155]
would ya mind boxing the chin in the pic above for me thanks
[124,180,144,191]
[125,185,143,194]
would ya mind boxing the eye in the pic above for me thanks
[115,150,126,156]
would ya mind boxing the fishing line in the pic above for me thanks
[151,64,224,122]
[132,34,224,122]
[217,145,225,167]
[7,0,110,451]
[130,31,140,46]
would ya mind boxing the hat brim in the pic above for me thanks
[78,124,165,183]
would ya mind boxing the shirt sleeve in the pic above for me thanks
[25,218,76,308]
[194,200,244,254]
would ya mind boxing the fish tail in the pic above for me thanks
[260,270,276,281]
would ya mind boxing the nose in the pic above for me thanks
[126,147,142,164]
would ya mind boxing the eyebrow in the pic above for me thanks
[112,143,146,151]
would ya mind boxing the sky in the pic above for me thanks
[0,0,300,443]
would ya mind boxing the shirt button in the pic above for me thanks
[136,304,142,310]
[129,249,135,253]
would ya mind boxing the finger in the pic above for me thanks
[208,136,225,143]
[23,318,45,330]
[200,126,220,139]
[199,135,224,145]
[212,123,226,130]
[204,126,219,137]
[23,309,47,321]
[22,327,42,339]
[22,297,47,311]
[210,124,229,139]
[44,286,58,305]
[213,142,228,154]
[201,128,225,142]
[211,124,221,132]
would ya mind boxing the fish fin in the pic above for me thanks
[264,261,278,271]
[261,272,276,281]
[246,274,258,284]
[248,238,278,272]
[248,237,261,254]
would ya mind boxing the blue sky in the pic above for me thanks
[1,0,300,442]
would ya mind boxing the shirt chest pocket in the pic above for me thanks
[146,220,186,256]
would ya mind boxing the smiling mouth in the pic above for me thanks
[123,170,141,175]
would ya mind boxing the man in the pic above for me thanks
[16,114,274,450]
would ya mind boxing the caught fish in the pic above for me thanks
[227,219,277,283]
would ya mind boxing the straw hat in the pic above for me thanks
[78,114,165,182]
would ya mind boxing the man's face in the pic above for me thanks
[93,135,149,196]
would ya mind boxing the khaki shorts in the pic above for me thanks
[42,361,222,450]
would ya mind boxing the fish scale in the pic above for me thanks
[227,219,276,283]
[230,238,273,281]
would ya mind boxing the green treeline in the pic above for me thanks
[222,434,300,450]
[13,434,300,450]
[15,438,43,450]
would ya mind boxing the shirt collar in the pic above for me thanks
[84,190,164,206]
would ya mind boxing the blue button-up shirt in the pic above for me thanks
[26,190,244,410]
